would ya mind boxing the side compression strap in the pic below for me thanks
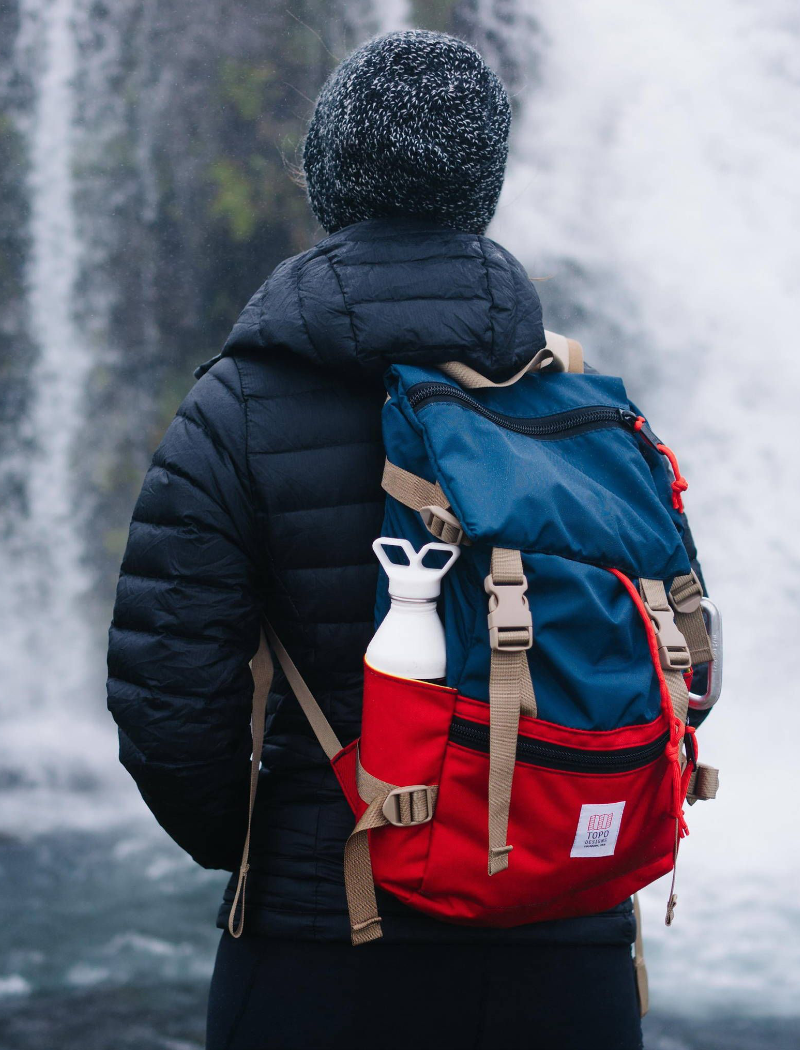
[686,763,719,805]
[229,623,342,939]
[346,757,438,946]
[636,577,721,921]
[638,578,691,726]
[669,572,712,666]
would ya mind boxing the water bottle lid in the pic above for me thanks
[372,538,460,600]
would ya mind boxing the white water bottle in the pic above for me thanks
[366,538,460,682]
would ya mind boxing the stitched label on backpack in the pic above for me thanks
[570,801,626,858]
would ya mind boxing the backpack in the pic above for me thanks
[230,332,721,989]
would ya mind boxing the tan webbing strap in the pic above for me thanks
[382,459,446,511]
[669,573,712,666]
[638,578,691,727]
[686,763,719,805]
[381,460,468,545]
[344,754,438,945]
[229,624,343,938]
[439,347,555,389]
[438,331,584,390]
[486,548,536,876]
[229,628,273,938]
[638,579,698,927]
[262,622,342,760]
[568,338,584,374]
[633,893,649,1017]
[487,548,536,718]
[543,330,585,374]
[344,798,390,946]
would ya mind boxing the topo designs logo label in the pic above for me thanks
[570,801,626,858]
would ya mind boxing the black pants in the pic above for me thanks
[206,932,643,1050]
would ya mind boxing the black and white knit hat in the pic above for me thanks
[303,30,511,235]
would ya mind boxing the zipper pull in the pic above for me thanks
[665,892,678,926]
[656,441,689,513]
[625,412,688,511]
[665,818,681,925]
[622,411,663,448]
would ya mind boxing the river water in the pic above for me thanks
[1,1,798,1047]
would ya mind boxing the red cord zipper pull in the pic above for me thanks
[656,442,688,513]
[631,416,689,513]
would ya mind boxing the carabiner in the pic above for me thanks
[688,598,723,710]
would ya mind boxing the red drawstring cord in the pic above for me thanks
[633,416,688,513]
[664,718,692,837]
[607,568,695,837]
[657,443,689,513]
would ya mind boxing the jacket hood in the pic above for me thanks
[201,217,545,383]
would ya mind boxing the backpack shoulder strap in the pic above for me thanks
[229,623,342,938]
[232,622,441,947]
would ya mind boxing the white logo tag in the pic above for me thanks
[570,801,626,858]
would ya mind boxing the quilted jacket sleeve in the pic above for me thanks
[107,358,263,870]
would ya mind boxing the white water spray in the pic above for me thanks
[374,0,411,34]
[494,0,800,1016]
[0,0,132,831]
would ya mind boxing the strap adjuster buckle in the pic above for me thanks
[645,604,692,671]
[669,570,703,615]
[382,785,435,827]
[419,505,466,545]
[484,576,533,652]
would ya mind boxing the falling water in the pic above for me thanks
[1,0,131,831]
[494,0,800,1019]
[374,1,410,34]
[0,1,797,1043]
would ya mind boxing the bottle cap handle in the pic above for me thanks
[372,538,460,599]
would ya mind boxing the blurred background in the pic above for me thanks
[1,1,798,1047]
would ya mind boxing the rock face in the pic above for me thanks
[0,0,530,614]
[0,0,528,768]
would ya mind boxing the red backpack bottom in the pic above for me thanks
[331,662,683,928]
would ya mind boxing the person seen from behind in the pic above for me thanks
[108,29,715,1050]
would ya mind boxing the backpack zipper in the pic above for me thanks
[450,716,668,774]
[407,382,638,440]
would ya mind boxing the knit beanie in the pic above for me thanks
[303,30,511,235]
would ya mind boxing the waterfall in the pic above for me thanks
[493,0,800,1015]
[374,1,411,34]
[1,0,132,832]
[0,0,796,1032]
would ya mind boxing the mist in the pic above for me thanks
[0,1,797,1046]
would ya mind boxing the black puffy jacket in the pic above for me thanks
[108,217,704,945]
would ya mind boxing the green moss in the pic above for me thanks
[219,59,276,122]
[207,158,259,242]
